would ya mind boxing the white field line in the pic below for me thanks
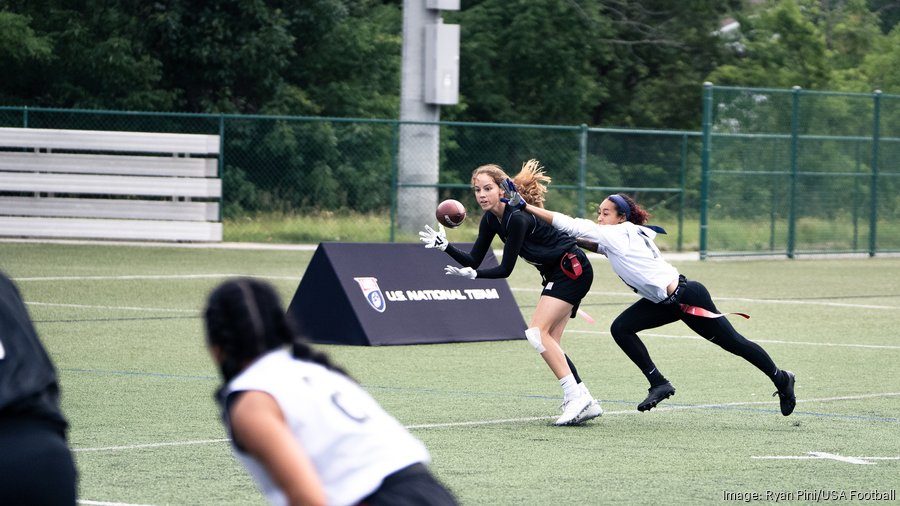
[751,452,900,465]
[513,287,900,310]
[27,302,199,313]
[566,328,900,350]
[20,274,297,313]
[72,392,900,453]
[20,276,899,349]
[15,273,299,281]
[79,500,156,506]
[74,438,229,453]
[0,238,319,251]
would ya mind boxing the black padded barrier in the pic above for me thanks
[287,242,527,345]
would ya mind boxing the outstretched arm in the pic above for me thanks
[522,204,555,225]
[501,177,561,226]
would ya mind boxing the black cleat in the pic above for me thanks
[773,370,796,416]
[637,382,676,412]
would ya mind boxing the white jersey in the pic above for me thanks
[224,348,431,506]
[551,213,679,303]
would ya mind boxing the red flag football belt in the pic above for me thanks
[560,252,583,280]
[679,304,750,320]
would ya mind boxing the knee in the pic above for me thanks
[524,327,546,353]
[609,317,631,341]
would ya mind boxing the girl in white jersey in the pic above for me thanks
[203,278,458,506]
[505,188,797,416]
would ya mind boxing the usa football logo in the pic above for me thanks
[353,277,386,313]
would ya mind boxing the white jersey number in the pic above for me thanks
[331,391,370,423]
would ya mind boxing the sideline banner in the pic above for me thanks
[286,242,527,345]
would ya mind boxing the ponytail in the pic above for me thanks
[512,159,551,208]
[204,278,352,387]
[609,193,651,225]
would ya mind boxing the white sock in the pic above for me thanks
[579,382,592,398]
[560,374,580,400]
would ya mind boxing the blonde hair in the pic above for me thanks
[471,159,551,208]
[513,159,551,208]
[471,163,508,189]
[472,158,550,208]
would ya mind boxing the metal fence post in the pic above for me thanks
[869,90,881,257]
[578,124,588,217]
[678,133,687,252]
[218,114,225,223]
[787,86,801,259]
[390,121,400,243]
[700,82,713,260]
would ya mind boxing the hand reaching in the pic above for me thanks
[418,224,448,251]
[500,178,526,210]
[444,265,477,279]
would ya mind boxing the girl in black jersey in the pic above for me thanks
[419,160,601,426]
[0,272,78,504]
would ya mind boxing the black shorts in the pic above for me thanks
[0,417,78,505]
[361,462,458,506]
[539,249,594,317]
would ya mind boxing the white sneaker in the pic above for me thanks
[575,399,603,424]
[560,383,593,412]
[579,382,591,397]
[555,393,593,426]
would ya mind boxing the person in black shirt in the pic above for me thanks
[0,271,78,505]
[420,159,601,426]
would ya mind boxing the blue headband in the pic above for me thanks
[608,194,631,221]
[608,194,668,234]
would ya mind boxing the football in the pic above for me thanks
[436,199,466,228]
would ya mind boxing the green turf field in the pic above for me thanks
[2,241,898,505]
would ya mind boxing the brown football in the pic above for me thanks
[436,199,466,228]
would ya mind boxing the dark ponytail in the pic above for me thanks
[609,193,651,225]
[204,278,351,387]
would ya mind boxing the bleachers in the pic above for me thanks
[0,127,222,242]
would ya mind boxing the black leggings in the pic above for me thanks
[0,417,78,505]
[609,280,779,383]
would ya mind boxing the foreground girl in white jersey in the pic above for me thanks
[203,278,458,506]
[505,186,797,416]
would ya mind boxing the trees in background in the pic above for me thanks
[1,0,897,127]
[1,0,897,219]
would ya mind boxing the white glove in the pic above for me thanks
[444,265,477,279]
[419,224,448,251]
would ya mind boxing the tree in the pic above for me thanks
[0,11,53,105]
[446,0,611,126]
[593,0,744,129]
[289,1,402,118]
[707,0,831,89]
[143,0,295,113]
[0,0,174,109]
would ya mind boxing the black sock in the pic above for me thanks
[772,369,787,388]
[646,367,668,387]
[565,354,582,384]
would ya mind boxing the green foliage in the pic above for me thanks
[710,0,831,89]
[0,11,51,61]
[145,1,296,113]
[0,11,52,105]
[860,25,900,92]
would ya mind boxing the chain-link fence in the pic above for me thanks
[3,85,897,257]
[701,84,900,258]
[0,107,694,251]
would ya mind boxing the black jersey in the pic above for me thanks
[445,206,577,279]
[0,273,67,432]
